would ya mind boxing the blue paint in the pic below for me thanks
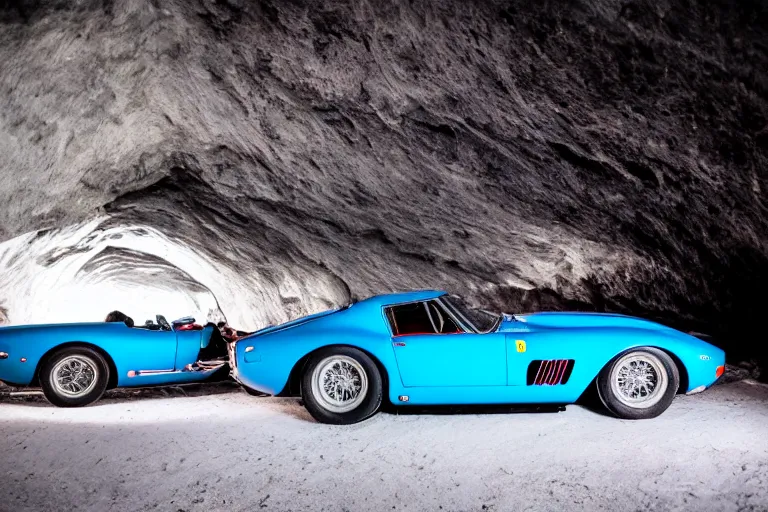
[392,333,507,387]
[235,290,726,405]
[1,289,726,410]
[0,321,216,388]
[175,326,212,370]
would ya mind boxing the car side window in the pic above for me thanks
[426,301,462,334]
[387,301,462,336]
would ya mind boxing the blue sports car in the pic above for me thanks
[0,314,233,407]
[231,290,726,424]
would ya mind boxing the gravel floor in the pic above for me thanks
[1,380,767,512]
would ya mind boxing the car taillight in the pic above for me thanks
[715,365,725,378]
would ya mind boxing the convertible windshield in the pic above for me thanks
[440,295,501,334]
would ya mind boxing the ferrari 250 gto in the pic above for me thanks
[230,290,725,424]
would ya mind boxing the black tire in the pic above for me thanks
[301,346,383,425]
[39,346,110,407]
[596,346,679,420]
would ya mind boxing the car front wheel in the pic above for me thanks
[301,346,383,425]
[39,346,110,407]
[596,347,680,420]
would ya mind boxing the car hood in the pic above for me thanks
[497,312,676,333]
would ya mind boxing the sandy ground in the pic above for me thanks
[1,381,767,512]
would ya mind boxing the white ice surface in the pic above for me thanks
[0,219,348,331]
[1,380,767,512]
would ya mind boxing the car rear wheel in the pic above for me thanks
[301,347,382,425]
[596,347,679,419]
[39,347,109,407]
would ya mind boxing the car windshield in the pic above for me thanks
[440,295,501,334]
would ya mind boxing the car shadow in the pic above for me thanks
[573,381,614,417]
[1,380,614,420]
[0,380,244,408]
[240,399,569,424]
[382,402,567,416]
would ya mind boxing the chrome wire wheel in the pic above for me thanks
[310,355,368,413]
[609,352,668,409]
[50,355,99,397]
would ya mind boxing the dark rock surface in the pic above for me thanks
[1,0,767,368]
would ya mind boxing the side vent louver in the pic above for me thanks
[526,359,575,386]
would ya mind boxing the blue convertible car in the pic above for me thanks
[231,290,726,424]
[0,314,233,407]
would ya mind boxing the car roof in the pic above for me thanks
[355,290,446,307]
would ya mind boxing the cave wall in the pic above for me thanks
[1,0,767,363]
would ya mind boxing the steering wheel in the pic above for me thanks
[156,315,171,331]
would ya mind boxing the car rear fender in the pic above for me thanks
[275,344,391,398]
[234,328,396,396]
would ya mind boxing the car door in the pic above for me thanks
[174,326,210,369]
[392,332,507,387]
[117,326,178,371]
[388,300,507,387]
